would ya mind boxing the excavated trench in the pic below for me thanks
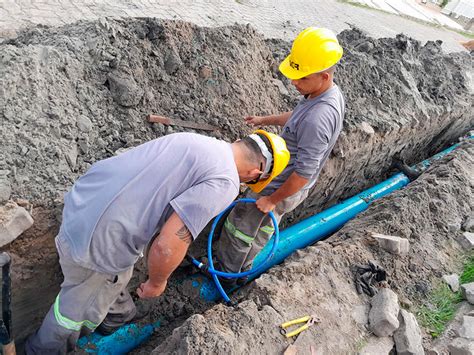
[0,18,472,353]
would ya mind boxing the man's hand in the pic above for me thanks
[245,112,292,127]
[137,279,167,299]
[244,116,265,127]
[256,196,276,213]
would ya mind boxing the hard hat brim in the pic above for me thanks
[279,55,308,80]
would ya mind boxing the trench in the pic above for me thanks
[0,17,472,353]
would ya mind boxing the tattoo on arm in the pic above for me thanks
[176,225,192,244]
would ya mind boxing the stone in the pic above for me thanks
[463,215,474,233]
[371,233,410,255]
[461,282,474,304]
[63,143,78,170]
[76,115,93,132]
[359,336,395,355]
[106,72,144,107]
[164,51,182,75]
[0,202,34,247]
[0,178,12,204]
[442,274,460,292]
[272,79,289,96]
[355,41,375,52]
[459,232,474,250]
[360,121,375,135]
[369,288,400,337]
[393,309,424,355]
[448,337,474,355]
[457,315,474,340]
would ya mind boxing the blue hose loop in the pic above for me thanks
[192,198,280,303]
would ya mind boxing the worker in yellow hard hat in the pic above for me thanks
[215,27,346,285]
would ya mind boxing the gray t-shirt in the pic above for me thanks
[264,85,344,194]
[61,133,240,273]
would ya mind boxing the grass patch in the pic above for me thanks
[416,253,474,338]
[460,253,474,284]
[417,284,462,338]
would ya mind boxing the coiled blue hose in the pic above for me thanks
[191,198,279,303]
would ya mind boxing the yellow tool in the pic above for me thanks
[280,315,320,338]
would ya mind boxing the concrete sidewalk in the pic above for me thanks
[0,0,469,52]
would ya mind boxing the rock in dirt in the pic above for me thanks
[449,337,474,355]
[462,215,474,233]
[359,336,395,355]
[443,274,460,292]
[369,288,400,337]
[0,201,34,247]
[459,232,474,250]
[76,115,93,133]
[106,72,144,107]
[371,233,410,255]
[393,309,424,355]
[456,315,474,340]
[461,283,474,304]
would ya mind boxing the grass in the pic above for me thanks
[416,284,462,338]
[460,254,474,284]
[416,253,474,338]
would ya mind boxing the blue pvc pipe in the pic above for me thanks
[78,137,471,353]
[77,321,160,354]
[195,139,470,302]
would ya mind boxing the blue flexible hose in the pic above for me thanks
[191,198,280,303]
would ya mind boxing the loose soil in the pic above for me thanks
[0,18,472,352]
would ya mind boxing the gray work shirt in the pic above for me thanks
[264,85,344,194]
[61,133,240,274]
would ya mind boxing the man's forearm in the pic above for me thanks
[147,213,191,285]
[269,172,308,204]
[262,111,292,126]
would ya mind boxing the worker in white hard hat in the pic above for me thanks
[215,27,346,285]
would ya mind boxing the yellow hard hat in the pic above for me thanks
[279,27,343,80]
[246,130,290,194]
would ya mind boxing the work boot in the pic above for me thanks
[96,300,150,336]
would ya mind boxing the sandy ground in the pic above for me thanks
[0,18,472,353]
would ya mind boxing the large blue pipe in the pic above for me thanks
[78,138,469,353]
[196,139,467,301]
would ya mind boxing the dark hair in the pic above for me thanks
[240,136,263,166]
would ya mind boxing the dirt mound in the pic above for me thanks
[151,142,473,354]
[0,20,472,211]
[0,18,472,347]
[0,19,287,206]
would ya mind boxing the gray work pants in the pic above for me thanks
[25,233,136,354]
[215,189,308,274]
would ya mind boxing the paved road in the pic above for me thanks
[0,0,469,52]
